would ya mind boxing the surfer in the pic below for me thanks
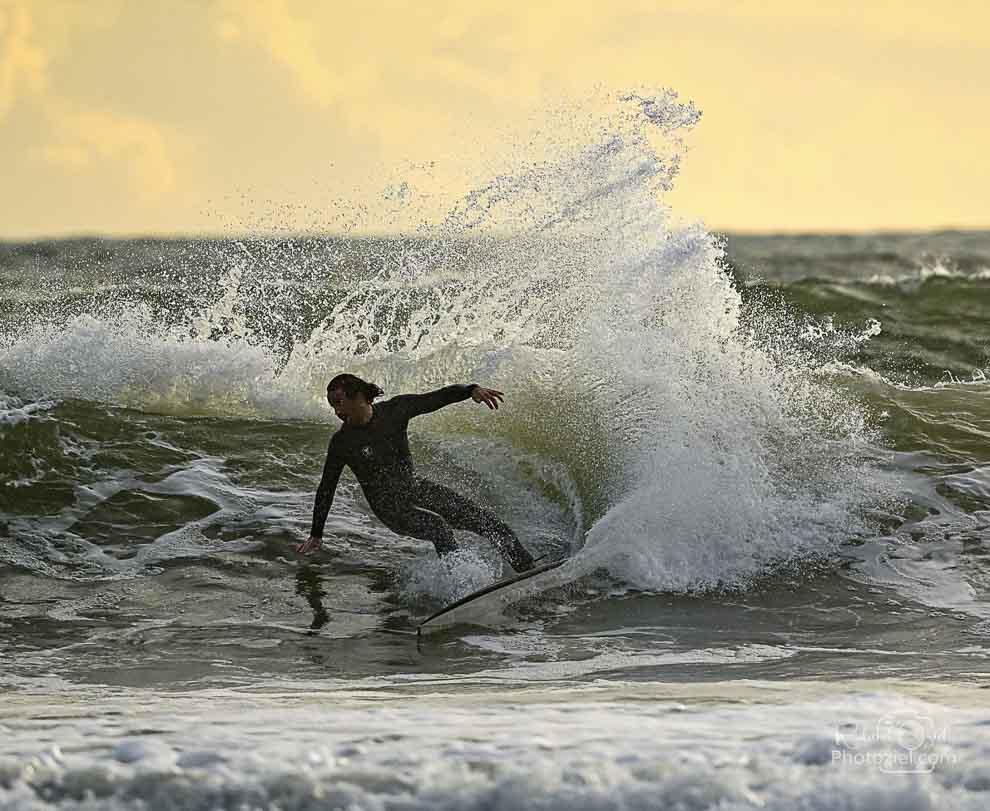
[296,374,537,572]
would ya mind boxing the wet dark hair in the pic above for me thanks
[327,373,384,402]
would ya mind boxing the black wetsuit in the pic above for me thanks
[310,384,535,572]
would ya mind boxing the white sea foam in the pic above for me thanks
[400,546,501,606]
[1,686,988,811]
[0,393,57,428]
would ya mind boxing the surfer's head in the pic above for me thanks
[327,373,383,422]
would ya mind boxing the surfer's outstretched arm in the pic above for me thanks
[394,384,504,419]
[297,436,344,555]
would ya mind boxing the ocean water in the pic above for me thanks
[2,94,989,809]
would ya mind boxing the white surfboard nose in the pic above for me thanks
[417,557,571,636]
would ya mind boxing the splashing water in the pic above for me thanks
[0,90,892,592]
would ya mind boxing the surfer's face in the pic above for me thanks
[328,387,363,422]
[327,388,350,420]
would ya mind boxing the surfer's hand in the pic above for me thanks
[296,535,323,555]
[471,386,504,410]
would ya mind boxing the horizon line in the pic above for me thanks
[3,224,989,243]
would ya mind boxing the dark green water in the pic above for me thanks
[1,231,987,692]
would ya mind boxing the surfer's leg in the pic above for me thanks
[411,478,536,572]
[375,502,459,559]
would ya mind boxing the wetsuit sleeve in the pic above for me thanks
[393,384,478,419]
[309,436,344,538]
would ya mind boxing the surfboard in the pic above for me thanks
[417,557,569,636]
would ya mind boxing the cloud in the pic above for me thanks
[1,1,194,235]
[33,142,88,169]
[215,0,367,108]
[3,0,177,202]
[0,0,48,118]
[36,102,179,200]
[211,1,542,115]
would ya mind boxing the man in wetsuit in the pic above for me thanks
[296,373,537,572]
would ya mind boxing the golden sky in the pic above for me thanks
[2,0,987,238]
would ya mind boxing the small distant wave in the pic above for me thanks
[821,362,989,391]
[0,393,58,427]
[864,263,990,287]
[751,265,990,295]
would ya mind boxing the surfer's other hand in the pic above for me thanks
[296,535,323,555]
[471,386,504,410]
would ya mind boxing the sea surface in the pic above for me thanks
[2,95,989,809]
